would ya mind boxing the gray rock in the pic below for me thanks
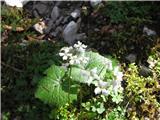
[125,54,137,63]
[63,21,79,45]
[55,1,62,7]
[90,0,102,7]
[71,9,81,19]
[44,20,54,34]
[50,26,63,37]
[139,65,152,77]
[94,28,100,32]
[76,33,87,40]
[33,9,40,18]
[34,3,48,16]
[55,16,64,26]
[143,26,156,36]
[61,16,70,24]
[51,6,60,22]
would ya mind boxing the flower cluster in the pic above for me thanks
[87,65,123,99]
[59,41,123,103]
[59,41,89,65]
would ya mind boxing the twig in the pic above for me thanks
[1,61,24,73]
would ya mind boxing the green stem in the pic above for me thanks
[80,85,83,119]
[68,66,71,104]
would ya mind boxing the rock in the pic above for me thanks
[71,9,81,19]
[94,28,100,32]
[50,26,63,37]
[125,54,137,63]
[90,0,102,7]
[44,20,54,34]
[34,3,48,16]
[76,33,87,40]
[33,9,40,18]
[139,65,152,77]
[143,26,156,36]
[63,21,79,45]
[51,6,60,22]
[61,16,70,25]
[55,16,64,26]
[33,21,46,34]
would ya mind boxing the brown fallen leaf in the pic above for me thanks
[27,35,45,41]
[3,25,24,32]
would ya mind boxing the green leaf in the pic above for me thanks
[70,52,115,83]
[35,64,78,107]
[85,51,111,78]
[70,67,90,83]
[97,103,105,114]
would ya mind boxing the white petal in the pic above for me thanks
[75,59,80,64]
[108,62,113,70]
[69,60,74,65]
[91,67,97,74]
[63,55,68,60]
[67,54,72,57]
[93,74,100,80]
[77,41,82,45]
[87,77,93,86]
[102,89,109,96]
[94,87,101,95]
[114,66,119,75]
[59,52,64,56]
[82,44,87,48]
[74,44,78,48]
[99,80,108,88]
[116,72,123,81]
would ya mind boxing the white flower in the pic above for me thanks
[114,67,123,81]
[94,80,109,96]
[90,68,100,80]
[87,76,94,86]
[59,47,73,60]
[105,59,113,70]
[85,68,100,86]
[69,55,79,65]
[60,47,73,53]
[116,72,123,81]
[59,52,72,60]
[74,41,87,52]
[112,80,122,92]
[78,56,89,65]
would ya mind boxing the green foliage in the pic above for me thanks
[81,94,124,119]
[124,63,159,119]
[1,5,38,31]
[105,107,126,120]
[35,42,124,119]
[85,51,112,78]
[2,112,10,120]
[82,97,106,115]
[2,41,63,119]
[35,65,78,107]
[102,2,152,24]
[56,103,79,120]
[35,50,112,106]
[70,51,114,83]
